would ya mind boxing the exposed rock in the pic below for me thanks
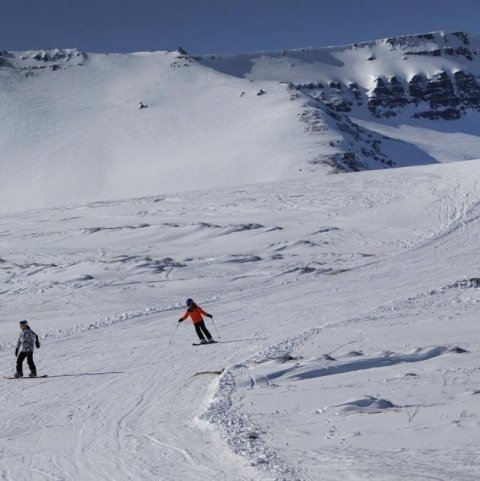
[454,71,480,108]
[413,109,462,120]
[348,82,363,104]
[360,68,479,120]
[451,31,470,45]
[368,76,409,116]
[424,72,457,109]
[408,74,428,104]
[0,56,13,68]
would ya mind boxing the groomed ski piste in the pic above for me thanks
[1,159,480,480]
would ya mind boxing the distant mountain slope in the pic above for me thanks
[199,31,480,162]
[199,31,480,120]
[0,49,318,213]
[0,31,479,213]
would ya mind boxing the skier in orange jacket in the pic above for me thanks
[178,298,216,344]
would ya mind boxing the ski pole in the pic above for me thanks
[210,317,221,339]
[168,322,180,345]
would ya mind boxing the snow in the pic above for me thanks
[2,158,480,479]
[353,113,480,163]
[1,30,480,480]
[0,49,337,214]
[199,31,480,85]
[1,31,479,213]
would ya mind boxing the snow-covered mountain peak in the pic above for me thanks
[0,47,87,71]
[0,32,479,213]
[197,30,480,83]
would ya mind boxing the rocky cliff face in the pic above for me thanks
[292,32,480,121]
[350,69,479,120]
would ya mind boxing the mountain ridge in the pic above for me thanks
[0,31,478,213]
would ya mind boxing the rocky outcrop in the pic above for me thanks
[409,72,463,120]
[289,31,480,121]
[0,48,87,72]
[299,100,405,172]
[295,68,480,121]
[385,31,476,60]
[454,70,480,108]
[368,76,409,117]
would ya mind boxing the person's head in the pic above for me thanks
[19,320,29,330]
[186,298,194,307]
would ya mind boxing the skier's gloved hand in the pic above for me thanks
[15,348,18,357]
[178,318,183,323]
[35,340,40,349]
[207,314,213,319]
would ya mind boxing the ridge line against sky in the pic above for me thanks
[1,0,479,55]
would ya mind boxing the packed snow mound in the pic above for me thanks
[236,346,450,389]
[324,396,396,414]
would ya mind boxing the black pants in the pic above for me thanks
[16,352,36,377]
[194,321,212,341]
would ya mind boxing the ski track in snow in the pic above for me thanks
[2,163,480,480]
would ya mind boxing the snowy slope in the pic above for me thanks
[200,31,480,162]
[199,31,480,85]
[1,31,479,213]
[0,49,329,213]
[1,160,480,480]
[1,47,407,214]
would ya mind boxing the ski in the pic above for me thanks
[4,375,48,379]
[192,342,218,346]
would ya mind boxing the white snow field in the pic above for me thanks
[0,47,341,215]
[1,31,480,214]
[2,159,480,480]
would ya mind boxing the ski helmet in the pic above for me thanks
[186,298,194,306]
[19,320,29,326]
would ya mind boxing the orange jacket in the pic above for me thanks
[181,305,210,324]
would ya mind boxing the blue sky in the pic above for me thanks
[2,0,479,54]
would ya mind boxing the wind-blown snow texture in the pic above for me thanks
[1,31,480,213]
[2,158,480,480]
